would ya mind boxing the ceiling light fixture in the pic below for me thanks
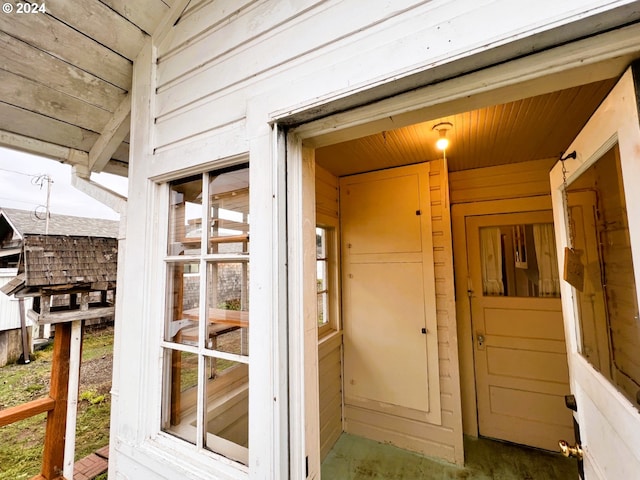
[432,122,453,151]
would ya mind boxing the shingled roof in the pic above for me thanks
[0,208,118,239]
[23,235,118,288]
[1,234,118,296]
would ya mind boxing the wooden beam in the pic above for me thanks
[0,397,55,427]
[102,158,129,177]
[42,323,72,480]
[71,169,127,213]
[0,69,111,133]
[0,5,131,90]
[89,93,132,173]
[155,0,192,50]
[101,0,170,36]
[45,0,147,60]
[0,103,97,153]
[37,306,116,325]
[0,130,70,162]
[67,149,90,178]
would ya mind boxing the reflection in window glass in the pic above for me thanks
[208,168,249,255]
[480,223,560,297]
[206,261,249,356]
[164,350,198,444]
[568,144,640,408]
[168,175,203,256]
[165,261,201,346]
[205,360,249,464]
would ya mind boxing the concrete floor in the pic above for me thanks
[321,433,579,479]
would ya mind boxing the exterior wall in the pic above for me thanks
[0,270,22,331]
[145,0,637,179]
[114,1,639,478]
[0,328,31,366]
[0,270,33,366]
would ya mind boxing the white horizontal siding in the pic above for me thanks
[151,0,634,156]
[0,271,32,331]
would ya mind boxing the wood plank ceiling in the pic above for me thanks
[316,79,617,176]
[0,0,184,177]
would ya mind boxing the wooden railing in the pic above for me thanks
[0,323,72,480]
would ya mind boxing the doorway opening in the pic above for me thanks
[287,30,640,474]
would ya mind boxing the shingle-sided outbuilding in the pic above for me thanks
[2,235,117,324]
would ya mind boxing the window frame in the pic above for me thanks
[159,164,251,466]
[315,215,340,338]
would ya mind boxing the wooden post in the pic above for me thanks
[18,298,31,364]
[41,322,72,480]
[63,319,84,480]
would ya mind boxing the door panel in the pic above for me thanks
[467,211,574,451]
[346,261,429,412]
[551,65,640,478]
[341,163,441,424]
[341,173,423,255]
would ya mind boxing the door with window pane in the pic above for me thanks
[162,165,250,465]
[467,210,574,451]
[550,65,640,478]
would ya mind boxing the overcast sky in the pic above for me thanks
[0,147,128,221]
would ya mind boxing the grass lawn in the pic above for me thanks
[0,326,113,480]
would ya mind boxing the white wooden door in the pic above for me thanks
[467,211,574,451]
[341,163,440,422]
[550,65,640,479]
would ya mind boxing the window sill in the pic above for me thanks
[318,326,340,341]
[133,432,249,480]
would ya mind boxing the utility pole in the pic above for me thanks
[44,174,52,234]
[30,174,53,342]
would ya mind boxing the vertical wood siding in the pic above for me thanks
[342,159,463,464]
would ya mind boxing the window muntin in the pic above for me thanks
[162,165,250,465]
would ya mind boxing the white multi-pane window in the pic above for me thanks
[162,164,250,465]
[316,224,339,336]
[316,227,329,328]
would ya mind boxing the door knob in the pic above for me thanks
[476,333,485,349]
[559,440,583,460]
